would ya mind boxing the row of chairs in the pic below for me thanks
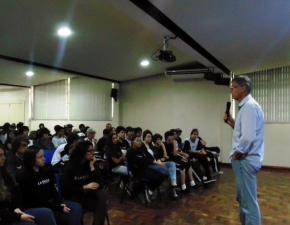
[104,153,162,208]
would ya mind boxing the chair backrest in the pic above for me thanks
[43,148,56,164]
[104,152,111,171]
[54,173,63,198]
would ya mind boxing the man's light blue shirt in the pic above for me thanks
[230,94,265,162]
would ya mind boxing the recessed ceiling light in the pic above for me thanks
[26,71,34,76]
[57,27,72,37]
[141,60,149,67]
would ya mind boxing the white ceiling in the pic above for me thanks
[1,0,289,87]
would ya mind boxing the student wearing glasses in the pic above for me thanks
[61,141,108,225]
[6,136,29,177]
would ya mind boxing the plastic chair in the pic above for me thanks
[121,156,162,208]
[103,152,127,190]
[43,148,56,164]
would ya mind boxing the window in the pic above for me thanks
[33,77,112,121]
[69,77,111,120]
[246,66,290,123]
[33,80,67,120]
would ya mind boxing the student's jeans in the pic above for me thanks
[13,208,57,225]
[231,156,261,225]
[149,161,177,183]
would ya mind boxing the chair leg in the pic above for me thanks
[105,211,110,225]
[120,179,131,204]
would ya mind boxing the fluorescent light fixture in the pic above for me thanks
[140,60,149,67]
[57,27,72,37]
[26,71,34,76]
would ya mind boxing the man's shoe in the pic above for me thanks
[203,178,216,184]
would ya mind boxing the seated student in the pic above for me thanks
[175,128,183,144]
[61,141,108,225]
[9,123,16,132]
[7,136,29,177]
[183,128,223,174]
[17,126,33,147]
[28,131,38,144]
[104,133,127,175]
[97,129,110,154]
[115,126,130,152]
[52,126,67,148]
[51,133,79,168]
[141,130,179,198]
[105,123,112,130]
[163,131,197,190]
[0,145,58,225]
[84,128,97,151]
[64,124,73,137]
[182,129,217,183]
[127,135,166,203]
[125,126,134,147]
[0,124,10,146]
[78,124,86,134]
[134,127,142,138]
[110,127,116,134]
[35,128,55,150]
[4,130,15,156]
[170,129,189,158]
[16,145,82,225]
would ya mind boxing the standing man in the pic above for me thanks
[224,75,264,225]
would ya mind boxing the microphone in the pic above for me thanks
[224,101,231,123]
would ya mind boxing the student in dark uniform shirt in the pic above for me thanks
[126,135,165,202]
[16,145,82,225]
[0,145,57,225]
[105,133,128,176]
[62,141,108,225]
[7,136,29,177]
[115,126,130,152]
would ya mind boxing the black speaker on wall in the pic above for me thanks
[110,88,118,102]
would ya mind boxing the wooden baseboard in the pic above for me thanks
[220,162,290,172]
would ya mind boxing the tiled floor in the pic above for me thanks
[83,166,290,225]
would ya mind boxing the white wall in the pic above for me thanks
[120,75,232,162]
[0,87,30,125]
[119,74,290,167]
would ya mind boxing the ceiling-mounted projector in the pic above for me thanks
[158,50,176,62]
[152,35,177,63]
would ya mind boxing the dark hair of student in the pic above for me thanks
[69,141,93,164]
[28,131,37,141]
[106,133,117,151]
[134,127,142,133]
[61,133,80,157]
[152,133,163,144]
[79,124,85,129]
[18,126,29,135]
[190,128,199,135]
[164,131,174,140]
[0,145,15,200]
[6,130,15,142]
[131,135,139,143]
[11,135,29,154]
[125,126,134,133]
[170,129,177,133]
[22,145,42,173]
[38,128,50,138]
[116,126,125,134]
[103,129,111,136]
[142,129,153,141]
